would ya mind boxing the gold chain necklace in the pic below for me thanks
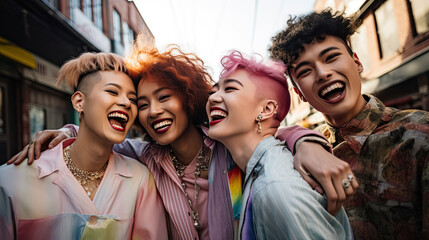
[170,143,211,230]
[63,143,108,198]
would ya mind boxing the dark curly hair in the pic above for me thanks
[125,44,214,140]
[269,10,359,80]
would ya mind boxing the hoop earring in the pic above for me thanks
[257,114,262,133]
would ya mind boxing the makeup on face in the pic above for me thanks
[137,79,191,146]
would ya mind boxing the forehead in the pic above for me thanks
[293,36,348,64]
[137,77,169,94]
[90,71,134,89]
[218,69,254,86]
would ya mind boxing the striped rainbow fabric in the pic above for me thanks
[228,165,242,221]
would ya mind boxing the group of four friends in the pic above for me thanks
[1,9,428,239]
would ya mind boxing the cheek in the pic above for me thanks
[138,110,150,129]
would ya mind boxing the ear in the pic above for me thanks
[353,52,364,73]
[71,91,85,113]
[259,100,278,120]
[293,87,307,102]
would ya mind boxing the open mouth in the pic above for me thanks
[152,119,172,133]
[319,82,345,103]
[209,108,227,126]
[108,111,129,132]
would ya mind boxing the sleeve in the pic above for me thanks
[112,139,149,164]
[275,125,329,154]
[0,177,15,239]
[62,124,149,164]
[132,170,168,240]
[252,181,347,239]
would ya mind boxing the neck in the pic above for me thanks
[69,126,113,171]
[324,95,367,128]
[169,124,203,165]
[220,130,272,172]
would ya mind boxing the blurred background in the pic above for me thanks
[0,0,428,164]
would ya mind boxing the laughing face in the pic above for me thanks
[81,71,137,144]
[136,77,192,146]
[206,69,262,141]
[290,35,366,127]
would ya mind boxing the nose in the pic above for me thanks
[315,62,333,82]
[117,94,132,109]
[149,101,163,117]
[208,90,222,104]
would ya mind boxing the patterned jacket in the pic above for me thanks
[316,95,429,240]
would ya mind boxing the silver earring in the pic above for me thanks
[273,100,278,115]
[257,114,262,133]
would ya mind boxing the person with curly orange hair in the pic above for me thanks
[9,33,357,239]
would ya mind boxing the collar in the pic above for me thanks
[244,136,277,183]
[320,95,393,153]
[151,125,216,165]
[37,138,132,179]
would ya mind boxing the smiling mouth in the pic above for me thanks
[108,111,129,132]
[152,119,172,133]
[319,82,345,103]
[210,109,227,126]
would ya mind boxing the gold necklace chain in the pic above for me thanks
[63,143,108,198]
[170,143,210,230]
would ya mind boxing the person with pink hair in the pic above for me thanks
[207,50,353,239]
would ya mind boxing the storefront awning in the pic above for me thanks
[0,37,36,69]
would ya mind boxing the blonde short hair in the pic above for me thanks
[57,52,128,91]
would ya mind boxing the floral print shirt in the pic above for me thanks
[316,95,429,240]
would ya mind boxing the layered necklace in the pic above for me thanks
[170,143,211,230]
[63,143,108,198]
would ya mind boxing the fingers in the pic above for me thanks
[320,179,340,215]
[9,144,30,165]
[27,140,36,164]
[302,174,324,195]
[7,150,22,165]
[48,135,65,150]
[331,177,347,215]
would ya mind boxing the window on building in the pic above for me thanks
[350,25,371,73]
[122,22,135,55]
[409,0,429,34]
[94,0,103,30]
[69,0,81,21]
[46,0,60,9]
[83,0,92,21]
[113,9,124,55]
[374,0,400,58]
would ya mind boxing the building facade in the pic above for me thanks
[0,0,153,164]
[287,0,429,128]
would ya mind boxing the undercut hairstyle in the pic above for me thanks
[126,44,214,129]
[57,52,128,92]
[220,50,290,126]
[269,10,359,79]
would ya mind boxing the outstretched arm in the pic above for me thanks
[275,125,358,215]
[7,124,148,165]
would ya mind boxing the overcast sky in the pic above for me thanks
[134,0,316,78]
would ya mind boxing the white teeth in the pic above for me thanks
[210,110,227,118]
[111,123,124,130]
[153,120,172,130]
[108,112,128,121]
[320,82,344,97]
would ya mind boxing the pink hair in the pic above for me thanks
[220,50,291,124]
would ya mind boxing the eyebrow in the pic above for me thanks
[105,83,136,95]
[293,46,340,73]
[136,87,170,102]
[223,78,244,87]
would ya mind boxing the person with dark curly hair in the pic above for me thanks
[270,9,429,239]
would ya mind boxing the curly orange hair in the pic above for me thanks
[126,44,214,127]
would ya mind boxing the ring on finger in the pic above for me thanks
[342,179,351,189]
[299,166,311,176]
[347,174,354,182]
[29,140,34,145]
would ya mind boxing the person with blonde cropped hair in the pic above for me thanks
[0,52,167,239]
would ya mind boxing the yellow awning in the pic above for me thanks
[0,37,36,69]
